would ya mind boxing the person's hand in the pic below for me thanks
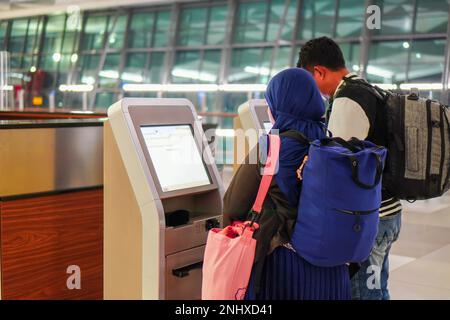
[218,221,260,238]
[296,156,309,180]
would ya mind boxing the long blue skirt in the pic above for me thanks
[245,246,351,300]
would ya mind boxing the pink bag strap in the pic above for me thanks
[251,134,281,214]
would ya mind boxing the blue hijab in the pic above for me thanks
[265,68,326,206]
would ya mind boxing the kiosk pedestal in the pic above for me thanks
[104,98,223,300]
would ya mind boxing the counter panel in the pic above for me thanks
[0,188,103,300]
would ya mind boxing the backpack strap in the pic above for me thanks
[280,129,311,144]
[251,134,281,214]
[342,76,388,102]
[320,137,384,190]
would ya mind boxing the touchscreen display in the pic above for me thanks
[263,121,273,133]
[140,125,211,192]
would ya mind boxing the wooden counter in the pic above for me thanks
[0,188,103,299]
[0,119,104,300]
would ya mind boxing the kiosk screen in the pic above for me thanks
[263,121,273,133]
[140,125,211,192]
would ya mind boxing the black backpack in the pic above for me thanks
[342,77,450,201]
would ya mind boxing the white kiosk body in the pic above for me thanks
[234,99,273,170]
[104,98,224,300]
[237,99,272,135]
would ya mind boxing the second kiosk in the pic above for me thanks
[237,98,272,135]
[233,99,272,172]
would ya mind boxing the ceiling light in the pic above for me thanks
[399,83,443,90]
[52,52,61,62]
[59,84,94,92]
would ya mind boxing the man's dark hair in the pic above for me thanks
[297,37,346,71]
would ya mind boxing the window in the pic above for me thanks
[234,1,268,43]
[340,42,361,71]
[107,14,127,49]
[128,10,172,48]
[172,50,220,84]
[40,54,59,72]
[228,48,262,83]
[223,92,249,113]
[228,46,290,84]
[178,6,228,46]
[409,39,445,82]
[57,53,73,85]
[260,46,291,82]
[10,55,22,69]
[42,15,65,54]
[374,0,414,35]
[95,92,117,109]
[207,6,228,45]
[367,41,408,83]
[178,7,208,46]
[79,54,101,84]
[82,15,108,50]
[336,0,365,38]
[21,55,39,73]
[99,53,121,87]
[148,52,166,83]
[9,19,28,53]
[25,18,43,54]
[154,11,172,47]
[3,1,449,121]
[0,21,8,51]
[63,17,81,55]
[122,52,147,84]
[128,12,155,48]
[415,0,449,34]
[272,46,292,74]
[266,0,297,41]
[121,52,166,84]
[8,18,43,72]
[172,51,201,83]
[200,50,221,83]
[298,0,335,40]
[292,45,302,67]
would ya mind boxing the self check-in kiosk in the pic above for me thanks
[104,98,224,300]
[233,99,273,172]
[238,99,272,135]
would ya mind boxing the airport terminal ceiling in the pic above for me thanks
[0,0,449,125]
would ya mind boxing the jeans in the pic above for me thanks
[351,211,402,300]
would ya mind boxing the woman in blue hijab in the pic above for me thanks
[224,68,351,300]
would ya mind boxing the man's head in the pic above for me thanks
[298,37,349,97]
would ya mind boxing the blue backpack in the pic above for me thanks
[282,131,387,267]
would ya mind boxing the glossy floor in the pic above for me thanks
[390,195,450,300]
[221,166,450,300]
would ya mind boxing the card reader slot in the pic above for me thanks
[172,261,203,278]
[165,209,190,227]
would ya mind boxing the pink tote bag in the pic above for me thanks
[202,134,280,300]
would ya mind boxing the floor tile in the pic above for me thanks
[390,244,450,290]
[401,193,450,215]
[402,205,450,229]
[389,254,416,272]
[390,280,450,300]
[390,222,450,258]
